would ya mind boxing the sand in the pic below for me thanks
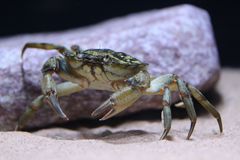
[0,68,239,160]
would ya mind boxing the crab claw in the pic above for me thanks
[45,94,69,120]
[91,98,117,121]
[92,87,142,121]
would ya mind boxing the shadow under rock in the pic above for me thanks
[34,128,159,144]
[90,130,158,144]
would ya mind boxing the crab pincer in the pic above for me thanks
[41,72,69,120]
[44,93,69,120]
[92,86,142,121]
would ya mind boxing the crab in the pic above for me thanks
[16,42,223,140]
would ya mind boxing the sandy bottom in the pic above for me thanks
[0,68,240,160]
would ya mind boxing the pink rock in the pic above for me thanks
[0,4,220,130]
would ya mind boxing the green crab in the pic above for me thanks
[16,43,223,140]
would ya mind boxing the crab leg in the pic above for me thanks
[145,74,222,139]
[41,55,90,118]
[17,56,88,130]
[145,74,178,139]
[21,42,74,58]
[16,82,85,130]
[176,79,197,139]
[145,74,197,139]
[160,87,172,140]
[188,84,223,132]
[15,95,44,131]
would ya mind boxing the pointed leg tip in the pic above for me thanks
[186,121,196,140]
[91,111,102,119]
[217,118,223,133]
[99,118,106,121]
[160,135,166,140]
[64,117,69,121]
[219,126,223,133]
[220,128,223,134]
[186,134,191,140]
[186,131,194,140]
[98,108,115,121]
[91,111,98,118]
[58,112,68,120]
[46,94,69,120]
[160,128,170,140]
[91,101,113,119]
[60,113,69,121]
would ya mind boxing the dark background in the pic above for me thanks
[0,0,239,67]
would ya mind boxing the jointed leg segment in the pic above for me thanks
[161,87,172,140]
[16,82,85,130]
[15,95,44,130]
[18,43,87,130]
[176,78,197,139]
[188,84,223,132]
[92,74,222,140]
[17,53,85,130]
[21,43,73,58]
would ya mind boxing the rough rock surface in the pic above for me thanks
[0,4,220,130]
[0,68,239,160]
